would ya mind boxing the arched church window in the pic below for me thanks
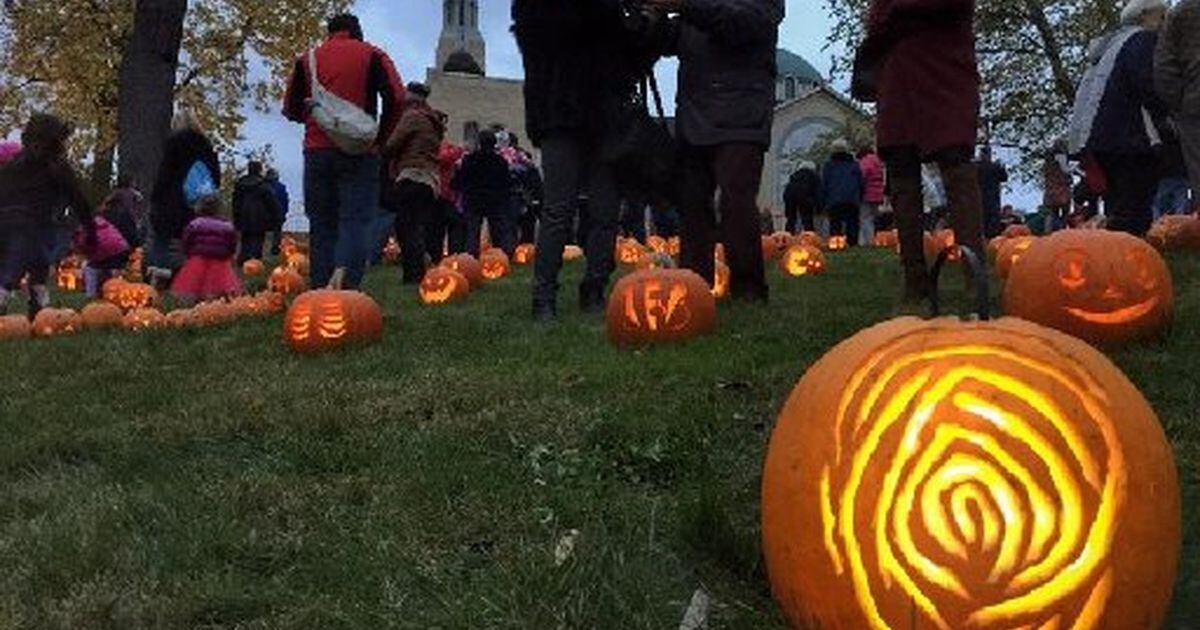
[785,77,796,100]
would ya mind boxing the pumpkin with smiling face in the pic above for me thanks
[606,269,717,345]
[1004,231,1173,345]
[780,244,827,277]
[480,250,511,281]
[419,267,470,305]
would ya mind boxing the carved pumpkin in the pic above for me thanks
[440,254,485,288]
[56,256,83,291]
[770,231,793,253]
[635,251,675,271]
[762,235,783,261]
[193,300,237,327]
[1004,224,1033,238]
[80,302,125,330]
[666,236,682,258]
[284,288,384,354]
[286,252,310,276]
[606,269,717,345]
[987,235,1008,259]
[616,239,646,266]
[712,260,730,300]
[647,235,668,255]
[419,267,471,305]
[563,245,585,262]
[780,244,827,277]
[513,243,536,265]
[762,316,1180,630]
[166,308,199,329]
[1003,231,1173,345]
[31,308,82,337]
[873,230,899,249]
[108,282,158,311]
[267,267,307,296]
[1146,215,1200,251]
[122,307,167,331]
[797,231,826,250]
[480,250,511,281]
[102,277,127,303]
[242,259,265,277]
[828,235,849,251]
[995,236,1037,282]
[0,315,31,340]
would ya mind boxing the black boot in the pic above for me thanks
[579,283,606,314]
[890,175,932,303]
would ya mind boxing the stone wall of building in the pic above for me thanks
[426,70,529,150]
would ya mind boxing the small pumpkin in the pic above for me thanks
[780,244,827,277]
[1147,215,1200,251]
[513,243,536,265]
[286,252,310,276]
[1003,230,1173,345]
[873,230,898,249]
[284,282,384,354]
[242,259,265,277]
[480,250,511,281]
[931,229,961,263]
[31,308,82,337]
[166,308,199,328]
[797,231,826,250]
[80,302,125,330]
[616,238,646,266]
[666,236,682,258]
[562,245,585,262]
[102,277,128,303]
[109,282,158,311]
[0,314,31,340]
[122,307,167,331]
[606,269,717,345]
[762,235,783,261]
[56,256,83,291]
[770,231,793,253]
[995,235,1037,282]
[440,254,485,288]
[712,260,731,300]
[827,235,849,251]
[267,266,307,296]
[419,267,471,305]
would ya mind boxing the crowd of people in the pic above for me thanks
[0,0,1196,319]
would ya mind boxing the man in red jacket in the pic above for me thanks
[283,13,405,289]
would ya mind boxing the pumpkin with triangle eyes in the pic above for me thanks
[440,254,485,288]
[780,245,827,277]
[419,267,471,305]
[480,250,511,281]
[1004,231,1173,345]
[606,269,717,346]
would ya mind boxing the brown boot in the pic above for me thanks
[890,173,931,303]
[940,162,985,261]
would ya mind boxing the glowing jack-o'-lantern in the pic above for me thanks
[419,267,470,305]
[995,236,1036,282]
[616,239,645,266]
[797,231,826,250]
[108,282,158,311]
[480,250,511,280]
[562,245,585,262]
[780,244,827,277]
[873,230,898,249]
[123,308,167,331]
[1004,224,1033,238]
[712,260,730,300]
[80,302,125,330]
[440,254,485,289]
[102,278,127,303]
[284,285,384,354]
[56,256,83,291]
[606,269,717,345]
[513,243,536,265]
[647,235,668,255]
[0,315,31,340]
[242,259,265,278]
[828,235,849,251]
[762,316,1180,630]
[635,251,675,271]
[1003,231,1173,346]
[32,308,82,337]
[267,266,307,296]
[770,231,793,253]
[666,236,681,258]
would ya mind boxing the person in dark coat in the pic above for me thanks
[1069,0,1169,235]
[783,162,820,234]
[0,114,94,316]
[264,168,290,255]
[384,82,446,283]
[513,0,659,320]
[452,130,514,258]
[232,161,284,264]
[649,0,784,303]
[149,110,221,284]
[857,0,984,302]
[821,140,865,244]
[976,147,1008,237]
[1156,0,1200,207]
[103,175,149,246]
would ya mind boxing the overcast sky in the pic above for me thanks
[244,0,841,218]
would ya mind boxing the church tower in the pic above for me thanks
[436,0,486,75]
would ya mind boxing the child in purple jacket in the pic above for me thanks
[171,195,243,304]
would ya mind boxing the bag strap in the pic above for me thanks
[647,72,667,123]
[929,244,990,320]
[307,48,325,98]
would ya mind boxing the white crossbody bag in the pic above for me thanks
[307,48,379,155]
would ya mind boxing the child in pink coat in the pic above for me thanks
[171,196,243,304]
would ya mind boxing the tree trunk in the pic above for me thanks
[116,0,187,204]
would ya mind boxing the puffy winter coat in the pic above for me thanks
[821,153,864,209]
[1156,0,1200,116]
[182,216,238,260]
[859,152,886,204]
[151,129,220,240]
[233,174,284,234]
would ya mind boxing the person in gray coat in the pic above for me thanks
[647,0,784,303]
[1156,0,1200,209]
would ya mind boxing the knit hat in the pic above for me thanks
[831,138,851,154]
[1121,0,1168,25]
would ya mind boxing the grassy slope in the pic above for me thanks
[0,249,1196,629]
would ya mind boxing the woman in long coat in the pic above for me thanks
[148,110,221,284]
[856,0,982,302]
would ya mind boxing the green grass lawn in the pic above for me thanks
[1,249,1197,629]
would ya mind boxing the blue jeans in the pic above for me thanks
[304,150,381,289]
[1152,177,1192,219]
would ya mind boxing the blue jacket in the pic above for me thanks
[269,180,289,228]
[821,153,864,209]
[1089,30,1169,155]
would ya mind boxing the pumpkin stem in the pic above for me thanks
[327,268,347,291]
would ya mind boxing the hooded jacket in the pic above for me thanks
[232,174,284,234]
[385,101,446,181]
[150,129,220,240]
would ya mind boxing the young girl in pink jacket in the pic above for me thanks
[171,196,243,304]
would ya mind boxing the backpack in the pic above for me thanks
[183,161,217,208]
[308,48,379,155]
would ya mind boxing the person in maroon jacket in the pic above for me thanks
[283,13,406,290]
[857,0,984,302]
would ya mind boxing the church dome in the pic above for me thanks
[776,49,823,85]
[443,50,484,76]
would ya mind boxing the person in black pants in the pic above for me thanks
[821,139,865,245]
[233,161,284,263]
[384,82,446,283]
[783,161,820,234]
[453,130,515,257]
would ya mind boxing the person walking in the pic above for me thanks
[822,139,865,244]
[1069,0,1170,236]
[283,12,405,289]
[171,196,243,305]
[383,81,445,283]
[436,139,466,255]
[452,130,514,258]
[858,146,885,243]
[976,146,1009,237]
[148,109,220,287]
[855,0,984,302]
[783,162,820,234]
[513,0,659,320]
[648,0,784,303]
[264,168,290,255]
[232,161,284,264]
[1156,0,1200,209]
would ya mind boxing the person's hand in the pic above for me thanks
[642,0,685,13]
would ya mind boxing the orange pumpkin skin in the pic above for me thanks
[666,236,682,258]
[193,300,237,327]
[480,250,511,280]
[259,291,286,314]
[101,278,127,303]
[714,243,727,264]
[284,289,383,354]
[440,254,485,288]
[873,230,899,249]
[646,235,668,255]
[1004,224,1033,238]
[1147,215,1200,251]
[616,239,646,266]
[122,308,167,331]
[762,316,1180,630]
[165,309,199,329]
[80,302,125,329]
[419,267,471,305]
[562,245,585,261]
[32,308,82,337]
[242,259,265,277]
[995,236,1037,282]
[987,235,1008,259]
[108,282,158,311]
[1004,231,1173,346]
[770,231,793,253]
[606,269,717,345]
[0,314,32,340]
[797,231,826,250]
[827,235,849,251]
[780,245,827,277]
[267,267,307,296]
[712,260,731,300]
[762,236,782,261]
[513,243,536,265]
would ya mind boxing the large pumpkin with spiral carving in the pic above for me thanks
[761,316,1179,630]
[284,289,383,354]
[606,269,717,345]
[1003,230,1172,346]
